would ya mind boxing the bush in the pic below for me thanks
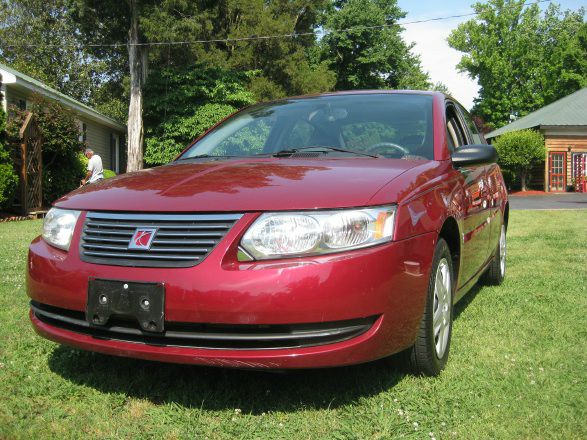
[0,97,18,209]
[0,163,18,208]
[493,129,545,192]
[28,94,85,204]
[103,169,116,179]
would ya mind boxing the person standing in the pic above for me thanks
[81,148,104,185]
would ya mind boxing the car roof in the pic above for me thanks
[273,89,445,100]
[257,89,452,108]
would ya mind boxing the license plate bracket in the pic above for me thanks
[87,278,165,332]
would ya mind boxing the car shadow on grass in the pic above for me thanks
[48,346,410,413]
[454,284,483,320]
[47,285,483,414]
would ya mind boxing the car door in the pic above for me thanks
[447,102,492,284]
[456,104,502,259]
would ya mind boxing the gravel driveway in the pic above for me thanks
[509,193,587,210]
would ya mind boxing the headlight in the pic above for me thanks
[42,208,81,251]
[240,205,395,260]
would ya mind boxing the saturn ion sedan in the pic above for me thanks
[27,91,508,376]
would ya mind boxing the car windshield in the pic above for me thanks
[178,93,434,160]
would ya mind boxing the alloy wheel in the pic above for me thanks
[433,258,452,359]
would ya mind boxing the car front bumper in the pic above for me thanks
[27,216,435,369]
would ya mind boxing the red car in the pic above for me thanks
[27,91,508,376]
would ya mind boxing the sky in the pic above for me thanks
[397,0,587,110]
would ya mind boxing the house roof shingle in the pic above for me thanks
[485,88,587,139]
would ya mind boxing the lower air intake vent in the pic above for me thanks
[31,302,378,350]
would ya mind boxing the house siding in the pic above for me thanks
[81,117,116,170]
[544,135,587,191]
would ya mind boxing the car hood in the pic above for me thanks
[55,158,424,212]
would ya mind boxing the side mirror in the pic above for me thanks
[451,144,498,167]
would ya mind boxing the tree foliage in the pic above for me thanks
[493,129,545,191]
[321,0,431,90]
[2,0,435,170]
[0,75,18,209]
[143,65,255,165]
[448,0,586,129]
[7,95,86,205]
[0,0,108,103]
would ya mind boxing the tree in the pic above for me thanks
[559,22,587,92]
[448,0,586,129]
[0,0,107,103]
[493,129,545,191]
[143,65,255,165]
[69,0,154,172]
[139,0,336,100]
[321,0,432,90]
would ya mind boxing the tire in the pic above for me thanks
[407,239,454,376]
[481,223,506,286]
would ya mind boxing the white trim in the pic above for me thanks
[0,65,125,131]
[0,83,6,112]
[541,126,587,137]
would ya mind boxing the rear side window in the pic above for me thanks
[446,104,467,150]
[458,104,483,144]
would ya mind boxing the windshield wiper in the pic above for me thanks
[176,154,239,161]
[267,146,380,159]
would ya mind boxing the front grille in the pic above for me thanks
[80,212,242,268]
[31,302,377,350]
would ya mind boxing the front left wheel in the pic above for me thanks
[407,238,454,376]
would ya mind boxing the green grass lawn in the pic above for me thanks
[0,211,585,439]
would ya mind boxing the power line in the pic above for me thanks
[1,0,552,49]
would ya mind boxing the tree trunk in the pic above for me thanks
[520,170,528,192]
[126,0,147,173]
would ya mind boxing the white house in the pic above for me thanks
[0,62,126,173]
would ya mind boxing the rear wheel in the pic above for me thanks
[407,239,454,376]
[481,224,506,286]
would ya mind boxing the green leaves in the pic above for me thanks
[0,76,18,209]
[25,94,86,204]
[493,129,545,190]
[321,0,431,91]
[143,65,255,165]
[448,0,586,129]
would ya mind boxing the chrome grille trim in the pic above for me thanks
[80,211,242,268]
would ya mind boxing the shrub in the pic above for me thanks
[0,163,18,208]
[103,169,116,179]
[0,84,18,209]
[493,129,546,192]
[28,94,85,204]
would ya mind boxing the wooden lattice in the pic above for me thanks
[18,113,43,214]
